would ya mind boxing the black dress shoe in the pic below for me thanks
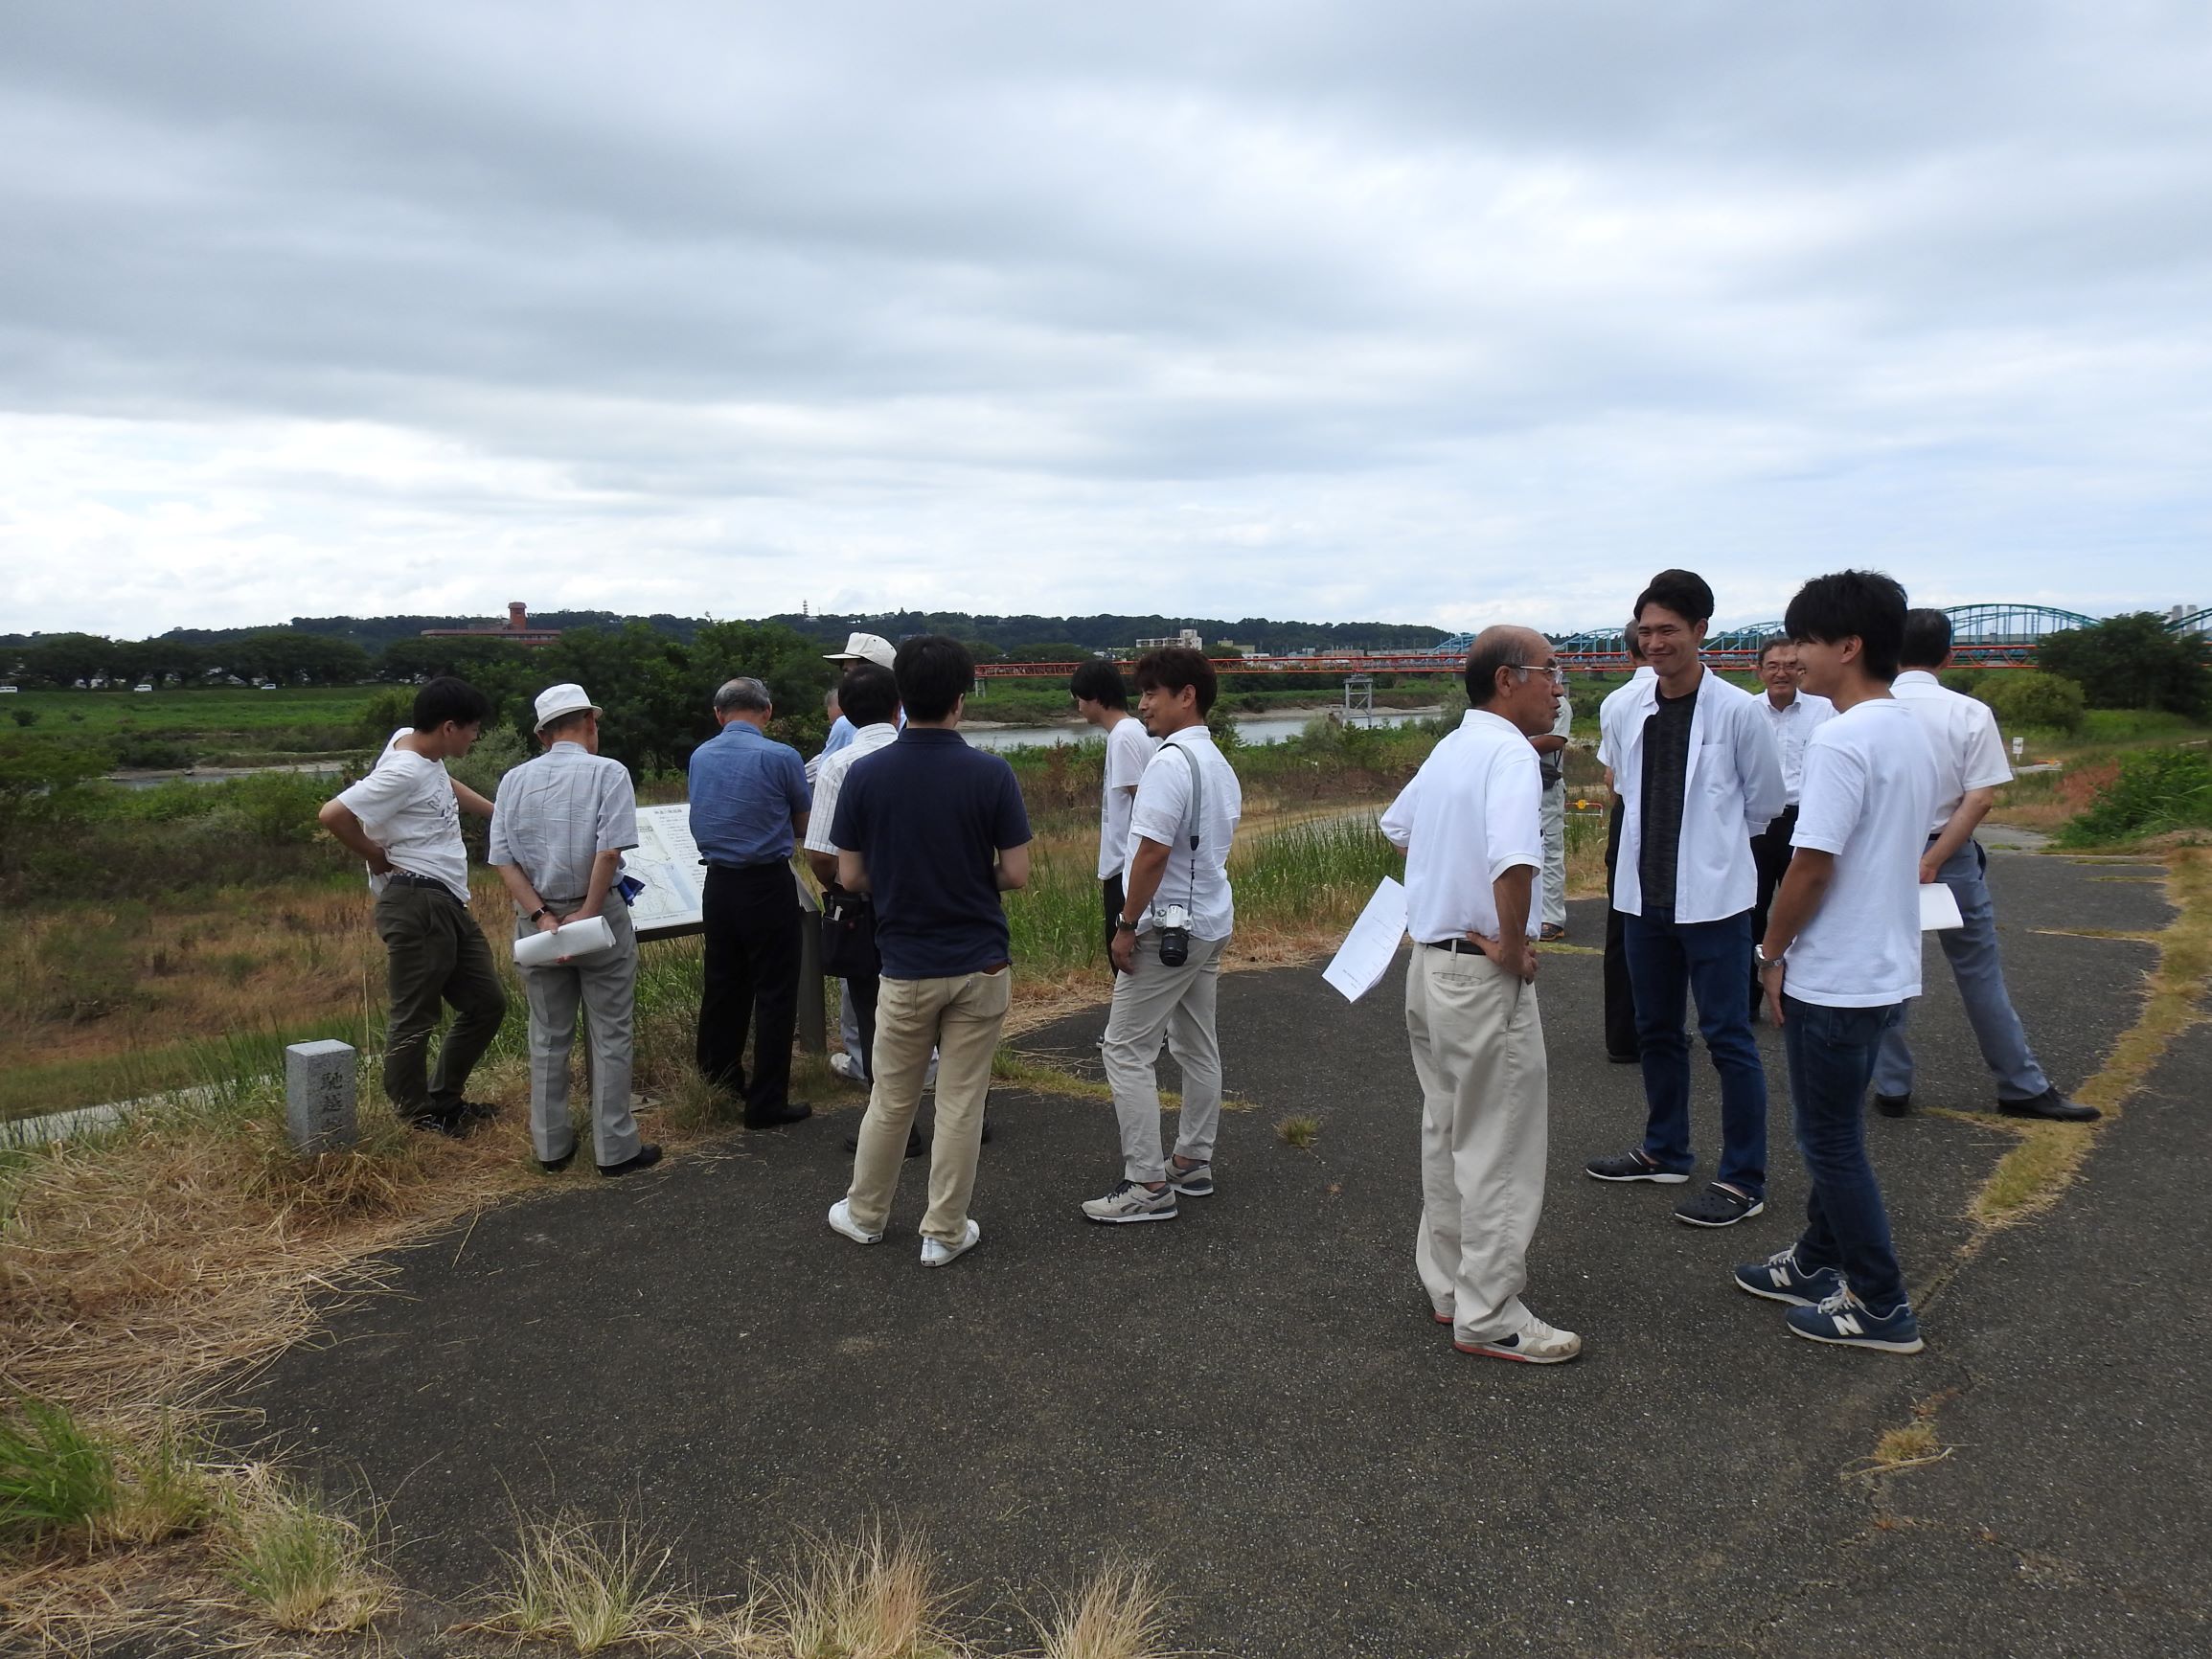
[1997,1089,2101,1123]
[1874,1093,1912,1118]
[538,1148,577,1173]
[598,1144,663,1176]
[743,1102,813,1129]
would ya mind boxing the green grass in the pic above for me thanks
[0,1394,117,1542]
[217,1466,391,1633]
[487,1512,680,1652]
[3,685,377,738]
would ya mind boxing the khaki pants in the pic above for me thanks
[1101,933,1226,1183]
[846,967,1011,1246]
[1404,945,1549,1345]
[514,902,641,1168]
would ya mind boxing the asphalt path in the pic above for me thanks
[232,847,2203,1657]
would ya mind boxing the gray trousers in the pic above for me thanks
[1405,944,1548,1346]
[515,902,643,1167]
[1873,838,2050,1102]
[1101,933,1226,1183]
[1539,782,1567,928]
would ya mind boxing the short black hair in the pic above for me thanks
[1900,607,1954,670]
[1068,659,1129,711]
[1757,634,1793,666]
[838,662,899,727]
[1785,571,1908,682]
[1132,646,1217,716]
[412,675,492,731]
[894,634,974,722]
[1634,568,1716,627]
[1464,634,1522,708]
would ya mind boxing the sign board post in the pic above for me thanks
[627,804,825,1054]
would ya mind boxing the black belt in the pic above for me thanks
[1422,938,1487,956]
[704,859,788,873]
[385,870,463,899]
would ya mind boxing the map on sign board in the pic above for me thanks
[627,805,709,939]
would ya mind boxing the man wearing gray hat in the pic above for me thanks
[490,684,658,1176]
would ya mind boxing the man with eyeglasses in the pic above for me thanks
[1382,628,1579,1363]
[1586,570,1786,1229]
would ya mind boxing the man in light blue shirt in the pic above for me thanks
[689,675,813,1129]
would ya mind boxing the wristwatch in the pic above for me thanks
[1114,917,1137,933]
[528,906,549,923]
[1754,943,1783,968]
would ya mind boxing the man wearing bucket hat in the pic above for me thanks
[819,632,898,761]
[490,684,658,1176]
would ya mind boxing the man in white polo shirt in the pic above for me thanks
[1746,636,1836,1019]
[1739,571,1937,1353]
[1872,611,2097,1122]
[1382,625,1580,1365]
[1586,570,1787,1229]
[1082,647,1243,1223]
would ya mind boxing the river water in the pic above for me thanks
[964,707,1438,752]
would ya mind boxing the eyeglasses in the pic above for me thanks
[1508,664,1568,687]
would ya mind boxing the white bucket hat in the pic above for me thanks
[533,682,602,732]
[824,631,896,670]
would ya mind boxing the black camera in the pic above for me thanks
[1155,902,1191,967]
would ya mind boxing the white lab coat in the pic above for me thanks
[1600,668,1786,923]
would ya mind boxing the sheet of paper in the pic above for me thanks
[627,804,711,938]
[1323,876,1408,1002]
[1919,881,1964,931]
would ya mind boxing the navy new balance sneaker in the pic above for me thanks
[1732,1247,1843,1307]
[1786,1288,1924,1353]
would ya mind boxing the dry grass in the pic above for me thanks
[761,1521,970,1659]
[482,1511,690,1652]
[1033,1558,1174,1659]
[213,1462,392,1632]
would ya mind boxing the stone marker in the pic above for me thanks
[285,1039,359,1154]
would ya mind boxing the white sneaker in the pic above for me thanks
[826,1198,882,1246]
[829,1053,866,1082]
[919,1218,980,1267]
[1453,1312,1582,1364]
[1080,1179,1178,1223]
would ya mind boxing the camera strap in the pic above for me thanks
[1165,738,1204,916]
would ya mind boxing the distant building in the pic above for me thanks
[1134,627,1205,650]
[422,602,560,647]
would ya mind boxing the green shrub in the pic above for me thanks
[1978,670,2086,735]
[1939,668,1983,697]
[2058,747,2212,846]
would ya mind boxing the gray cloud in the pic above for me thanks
[2,0,2208,635]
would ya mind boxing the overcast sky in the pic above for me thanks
[3,2,2208,639]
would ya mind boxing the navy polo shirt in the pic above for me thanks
[831,727,1032,980]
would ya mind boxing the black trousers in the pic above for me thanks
[1603,798,1639,1058]
[696,862,802,1116]
[1101,873,1126,964]
[844,967,880,1081]
[1747,806,1800,1016]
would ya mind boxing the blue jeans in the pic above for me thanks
[1874,838,2049,1102]
[1622,905,1767,1198]
[1784,995,1908,1313]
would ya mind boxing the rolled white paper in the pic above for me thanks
[1918,883,1964,931]
[513,914,616,966]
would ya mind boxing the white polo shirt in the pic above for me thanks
[1598,667,1787,923]
[1757,690,1836,807]
[335,728,470,902]
[1125,728,1243,941]
[1890,670,2013,832]
[1380,709,1544,943]
[1786,699,1938,1008]
[1096,716,1155,880]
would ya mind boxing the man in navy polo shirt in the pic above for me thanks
[825,636,1032,1269]
[689,675,813,1130]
